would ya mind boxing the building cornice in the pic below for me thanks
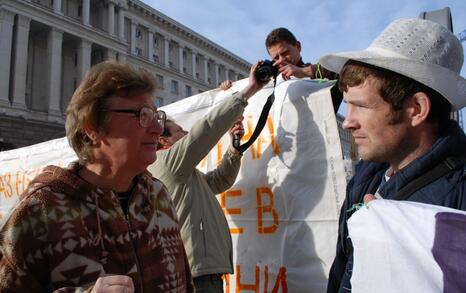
[127,55,214,90]
[2,0,127,53]
[127,0,250,71]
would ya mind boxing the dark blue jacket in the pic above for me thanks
[327,121,466,293]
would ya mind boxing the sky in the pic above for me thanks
[143,0,466,128]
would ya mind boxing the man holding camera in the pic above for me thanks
[262,27,342,112]
[148,63,267,293]
[265,27,337,81]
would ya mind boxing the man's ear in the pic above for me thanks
[83,122,102,146]
[296,41,302,52]
[158,136,169,147]
[407,92,431,127]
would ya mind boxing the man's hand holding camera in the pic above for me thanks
[229,117,245,154]
[239,61,270,101]
[274,60,308,80]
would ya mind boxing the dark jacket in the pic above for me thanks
[327,121,466,293]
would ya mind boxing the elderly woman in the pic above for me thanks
[0,61,193,292]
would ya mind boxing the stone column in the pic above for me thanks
[178,45,184,73]
[164,38,170,67]
[53,0,62,14]
[191,51,196,78]
[12,15,30,109]
[118,52,127,62]
[148,30,154,62]
[77,38,91,82]
[0,9,14,106]
[107,1,115,36]
[117,6,125,40]
[47,28,63,116]
[82,0,90,26]
[226,68,230,81]
[204,58,208,83]
[130,20,136,55]
[215,63,219,85]
[105,48,117,60]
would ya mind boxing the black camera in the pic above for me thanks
[255,60,278,82]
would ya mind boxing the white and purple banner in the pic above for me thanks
[349,200,466,293]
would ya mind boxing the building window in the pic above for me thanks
[169,61,174,68]
[153,54,159,63]
[136,28,142,40]
[170,80,178,94]
[196,72,200,79]
[155,97,164,108]
[183,67,187,74]
[185,85,192,97]
[169,44,174,56]
[78,5,82,17]
[135,47,142,56]
[156,74,164,88]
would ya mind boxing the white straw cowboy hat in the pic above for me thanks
[319,18,466,110]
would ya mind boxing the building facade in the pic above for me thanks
[336,113,359,180]
[0,0,250,147]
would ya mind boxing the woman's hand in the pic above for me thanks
[91,275,135,293]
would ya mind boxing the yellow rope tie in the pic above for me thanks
[315,63,323,79]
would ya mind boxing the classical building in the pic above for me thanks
[336,113,359,179]
[0,0,250,147]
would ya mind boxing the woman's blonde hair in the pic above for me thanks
[65,61,156,162]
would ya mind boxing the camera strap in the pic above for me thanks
[233,77,277,153]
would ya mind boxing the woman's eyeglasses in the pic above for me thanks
[110,106,166,129]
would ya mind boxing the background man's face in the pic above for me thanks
[267,41,302,67]
[163,121,188,146]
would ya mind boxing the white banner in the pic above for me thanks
[349,200,466,293]
[0,78,347,292]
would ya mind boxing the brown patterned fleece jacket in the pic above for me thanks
[0,162,194,292]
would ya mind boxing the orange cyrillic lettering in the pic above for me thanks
[264,265,289,293]
[244,115,280,160]
[216,141,223,166]
[266,117,280,155]
[1,173,13,198]
[0,177,5,198]
[242,115,257,160]
[264,265,269,293]
[224,274,230,293]
[271,267,288,293]
[15,171,23,197]
[236,265,260,293]
[199,155,208,168]
[256,187,279,234]
[221,189,243,234]
[221,189,242,215]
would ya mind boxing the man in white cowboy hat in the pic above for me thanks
[319,18,466,292]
